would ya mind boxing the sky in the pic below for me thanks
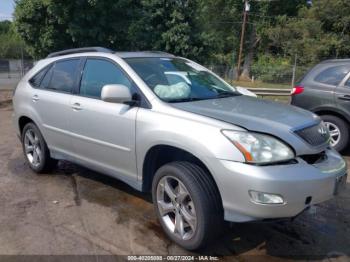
[0,0,15,21]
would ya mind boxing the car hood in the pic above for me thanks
[171,95,325,155]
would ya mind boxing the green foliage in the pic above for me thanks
[14,0,208,60]
[11,0,350,77]
[0,20,26,59]
[0,20,12,34]
[197,0,241,65]
[251,55,292,83]
[130,0,208,62]
[14,0,140,58]
[261,0,350,66]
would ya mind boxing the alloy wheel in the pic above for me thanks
[324,121,341,147]
[24,129,42,167]
[156,175,197,240]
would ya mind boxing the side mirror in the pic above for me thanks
[101,84,132,104]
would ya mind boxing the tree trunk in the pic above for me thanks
[241,25,257,80]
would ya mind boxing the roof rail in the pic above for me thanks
[47,47,114,58]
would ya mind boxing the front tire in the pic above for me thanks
[22,123,57,173]
[152,161,223,250]
[321,115,349,152]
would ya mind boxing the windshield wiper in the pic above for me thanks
[166,97,203,103]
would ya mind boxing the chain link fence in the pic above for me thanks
[0,59,34,90]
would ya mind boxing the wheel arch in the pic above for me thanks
[18,115,36,135]
[312,107,350,125]
[141,144,223,207]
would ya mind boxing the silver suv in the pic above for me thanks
[13,47,347,250]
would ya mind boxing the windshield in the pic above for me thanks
[125,57,240,102]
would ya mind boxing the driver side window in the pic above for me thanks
[80,59,132,99]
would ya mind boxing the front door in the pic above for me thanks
[68,58,138,182]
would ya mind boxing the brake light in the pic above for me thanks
[291,85,304,95]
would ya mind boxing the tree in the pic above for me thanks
[130,0,207,61]
[14,0,140,58]
[260,0,350,66]
[0,20,26,59]
[14,0,207,61]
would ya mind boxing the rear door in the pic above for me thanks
[30,58,81,154]
[68,57,138,182]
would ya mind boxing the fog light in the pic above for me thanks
[249,190,284,204]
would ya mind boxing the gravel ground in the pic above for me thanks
[0,92,349,261]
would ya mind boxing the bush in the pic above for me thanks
[251,55,293,84]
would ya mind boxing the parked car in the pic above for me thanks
[13,48,347,250]
[291,59,350,152]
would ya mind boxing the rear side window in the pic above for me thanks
[80,59,132,99]
[345,78,350,87]
[48,59,80,93]
[314,65,350,86]
[40,65,53,89]
[29,66,50,87]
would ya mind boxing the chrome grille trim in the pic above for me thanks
[294,122,330,146]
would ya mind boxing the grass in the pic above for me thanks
[226,79,291,104]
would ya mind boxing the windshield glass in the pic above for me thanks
[125,57,240,102]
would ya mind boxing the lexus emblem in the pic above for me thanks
[318,125,328,137]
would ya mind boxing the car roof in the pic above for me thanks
[320,59,350,64]
[115,51,174,58]
[46,47,175,59]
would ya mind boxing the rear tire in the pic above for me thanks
[22,123,57,173]
[152,161,223,250]
[320,115,349,152]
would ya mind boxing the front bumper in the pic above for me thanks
[211,148,347,222]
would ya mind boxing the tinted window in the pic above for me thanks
[314,65,350,86]
[80,59,132,98]
[40,66,53,89]
[48,59,79,92]
[29,66,49,87]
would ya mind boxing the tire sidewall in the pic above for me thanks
[22,123,48,172]
[152,164,208,250]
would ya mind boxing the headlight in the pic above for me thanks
[222,130,295,164]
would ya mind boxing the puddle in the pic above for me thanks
[270,224,312,245]
[55,160,156,226]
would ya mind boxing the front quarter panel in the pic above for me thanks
[136,106,246,182]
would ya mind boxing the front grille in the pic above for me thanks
[294,122,330,146]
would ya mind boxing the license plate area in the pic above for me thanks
[334,173,347,195]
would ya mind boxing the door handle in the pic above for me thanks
[338,95,350,101]
[71,102,82,111]
[32,95,39,102]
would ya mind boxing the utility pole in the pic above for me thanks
[236,0,250,81]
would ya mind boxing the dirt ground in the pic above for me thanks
[0,92,349,261]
